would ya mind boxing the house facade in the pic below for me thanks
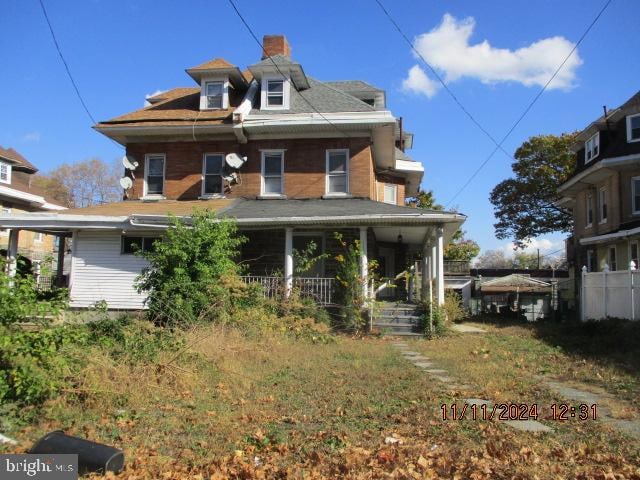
[0,147,65,266]
[0,35,464,310]
[559,91,640,274]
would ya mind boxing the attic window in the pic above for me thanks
[0,161,10,184]
[585,132,599,163]
[267,80,284,106]
[205,81,224,109]
[627,113,640,143]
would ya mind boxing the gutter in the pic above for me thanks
[559,153,640,193]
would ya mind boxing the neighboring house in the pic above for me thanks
[0,35,465,310]
[557,90,640,320]
[559,90,640,274]
[0,146,66,263]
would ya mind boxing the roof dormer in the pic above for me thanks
[185,57,248,111]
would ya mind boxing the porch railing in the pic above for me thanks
[444,260,471,275]
[240,276,334,305]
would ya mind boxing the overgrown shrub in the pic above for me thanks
[136,210,246,326]
[443,290,468,323]
[0,267,67,326]
[332,233,366,333]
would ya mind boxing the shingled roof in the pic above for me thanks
[0,147,38,172]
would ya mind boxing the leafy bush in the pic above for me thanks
[136,209,246,326]
[0,267,67,326]
[332,233,366,333]
[443,290,468,323]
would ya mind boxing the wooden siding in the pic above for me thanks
[70,231,149,309]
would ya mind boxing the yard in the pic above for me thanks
[2,318,640,478]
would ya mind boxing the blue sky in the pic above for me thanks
[2,0,639,256]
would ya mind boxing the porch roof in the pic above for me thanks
[0,197,465,244]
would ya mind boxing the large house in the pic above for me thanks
[559,91,640,274]
[0,147,65,267]
[0,35,464,311]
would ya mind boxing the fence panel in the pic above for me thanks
[582,268,639,321]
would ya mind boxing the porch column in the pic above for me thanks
[6,229,19,278]
[359,227,368,301]
[436,226,445,306]
[56,235,66,287]
[421,241,430,301]
[284,227,293,298]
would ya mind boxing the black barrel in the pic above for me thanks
[29,430,124,475]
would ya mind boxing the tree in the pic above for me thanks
[406,189,443,210]
[34,158,121,208]
[490,133,577,249]
[475,250,512,269]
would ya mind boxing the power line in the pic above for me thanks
[373,0,613,207]
[226,0,354,139]
[38,0,96,125]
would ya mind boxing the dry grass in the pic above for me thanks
[4,323,640,478]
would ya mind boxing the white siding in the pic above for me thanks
[70,231,149,309]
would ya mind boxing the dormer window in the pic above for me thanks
[200,78,229,110]
[627,113,640,143]
[0,160,11,184]
[585,132,599,163]
[205,81,223,109]
[261,76,290,110]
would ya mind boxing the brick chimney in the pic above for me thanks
[262,35,291,59]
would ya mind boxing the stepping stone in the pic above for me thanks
[401,351,421,356]
[425,369,448,374]
[605,418,640,439]
[0,433,17,445]
[449,384,472,390]
[504,419,553,433]
[434,376,454,383]
[413,361,434,368]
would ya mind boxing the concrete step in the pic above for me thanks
[372,323,423,334]
[375,316,422,325]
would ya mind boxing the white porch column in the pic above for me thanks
[284,227,293,298]
[436,226,445,306]
[6,229,20,278]
[359,226,368,301]
[421,242,430,301]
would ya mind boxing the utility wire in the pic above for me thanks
[226,0,353,139]
[373,0,613,206]
[38,0,96,125]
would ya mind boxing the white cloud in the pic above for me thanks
[403,14,582,97]
[402,64,440,98]
[500,238,564,256]
[144,89,167,107]
[21,132,41,143]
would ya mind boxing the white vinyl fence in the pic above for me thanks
[581,263,640,321]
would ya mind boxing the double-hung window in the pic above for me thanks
[326,149,349,195]
[627,113,640,142]
[205,81,224,109]
[383,184,397,205]
[585,132,599,163]
[0,161,10,184]
[145,154,165,197]
[599,187,607,223]
[266,80,284,107]
[261,150,284,196]
[633,177,640,215]
[202,153,224,196]
[586,192,593,227]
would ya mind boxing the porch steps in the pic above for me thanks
[372,302,424,336]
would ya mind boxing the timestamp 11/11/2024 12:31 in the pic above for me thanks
[441,403,598,421]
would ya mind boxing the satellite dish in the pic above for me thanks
[119,177,133,190]
[225,153,246,169]
[122,155,139,170]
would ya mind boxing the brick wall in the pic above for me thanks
[126,137,376,200]
[375,173,406,205]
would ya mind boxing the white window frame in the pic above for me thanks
[633,176,640,215]
[201,153,225,198]
[260,149,285,197]
[626,113,640,143]
[586,192,593,228]
[325,149,350,196]
[0,160,11,184]
[143,153,166,199]
[584,132,600,163]
[608,245,617,271]
[200,77,229,110]
[598,186,608,224]
[260,75,290,110]
[0,207,10,236]
[383,184,398,205]
[33,231,44,243]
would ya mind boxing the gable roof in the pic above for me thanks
[480,274,552,293]
[248,54,310,90]
[187,57,235,71]
[0,147,38,173]
[249,77,377,115]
